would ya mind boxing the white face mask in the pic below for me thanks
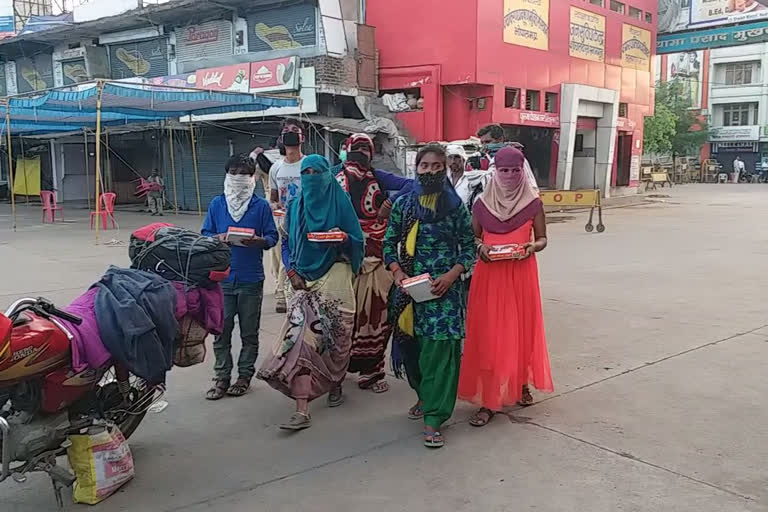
[224,173,256,222]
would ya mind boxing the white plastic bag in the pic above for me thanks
[67,425,134,505]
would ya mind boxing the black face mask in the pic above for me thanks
[418,170,447,194]
[282,132,301,147]
[346,151,371,168]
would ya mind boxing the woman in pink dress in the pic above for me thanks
[458,146,553,427]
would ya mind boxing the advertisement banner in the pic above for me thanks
[0,0,14,38]
[109,38,169,80]
[569,7,605,62]
[659,0,768,33]
[658,20,768,53]
[62,59,89,85]
[196,64,250,92]
[503,0,550,51]
[621,24,652,71]
[710,125,760,142]
[16,54,54,93]
[249,57,299,93]
[176,20,233,62]
[666,51,703,108]
[247,3,317,53]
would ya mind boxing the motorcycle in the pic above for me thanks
[0,297,164,508]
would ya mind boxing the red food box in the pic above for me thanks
[273,209,286,218]
[488,244,526,261]
[307,231,348,243]
[401,273,438,303]
[226,227,255,247]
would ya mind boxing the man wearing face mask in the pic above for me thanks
[477,124,539,192]
[202,154,279,401]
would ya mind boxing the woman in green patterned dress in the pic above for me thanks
[383,144,476,449]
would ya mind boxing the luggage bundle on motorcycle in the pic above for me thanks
[129,224,230,288]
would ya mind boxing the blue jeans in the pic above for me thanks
[214,281,264,381]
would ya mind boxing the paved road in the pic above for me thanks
[1,185,766,511]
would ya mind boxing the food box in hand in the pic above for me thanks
[226,227,256,247]
[273,209,286,218]
[488,244,527,261]
[307,231,348,243]
[401,273,438,303]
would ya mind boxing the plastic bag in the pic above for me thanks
[67,426,135,505]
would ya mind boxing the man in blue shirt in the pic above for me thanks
[202,154,278,400]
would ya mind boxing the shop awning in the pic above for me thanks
[0,81,299,135]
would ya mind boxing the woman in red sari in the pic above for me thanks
[458,146,554,427]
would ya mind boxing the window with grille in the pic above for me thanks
[590,0,604,6]
[645,12,653,23]
[505,88,521,109]
[610,1,625,14]
[545,92,558,113]
[723,62,757,85]
[629,6,642,19]
[526,90,540,111]
[619,103,628,117]
[722,103,758,126]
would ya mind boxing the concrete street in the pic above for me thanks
[1,185,766,511]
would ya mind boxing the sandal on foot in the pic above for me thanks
[424,431,445,449]
[227,378,251,397]
[408,403,424,420]
[327,386,345,408]
[279,412,312,431]
[371,380,389,394]
[205,379,230,401]
[518,386,534,407]
[469,408,495,427]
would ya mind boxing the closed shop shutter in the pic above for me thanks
[247,3,317,53]
[61,58,88,85]
[109,38,169,80]
[176,20,234,65]
[0,64,6,96]
[16,54,54,93]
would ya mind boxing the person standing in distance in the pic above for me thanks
[732,156,745,184]
[269,119,306,313]
[477,124,539,192]
[147,169,165,216]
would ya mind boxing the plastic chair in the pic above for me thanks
[40,191,63,223]
[90,192,117,230]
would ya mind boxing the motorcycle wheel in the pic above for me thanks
[96,369,161,440]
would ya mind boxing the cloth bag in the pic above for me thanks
[67,426,135,505]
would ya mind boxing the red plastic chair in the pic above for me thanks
[40,191,63,223]
[90,193,117,230]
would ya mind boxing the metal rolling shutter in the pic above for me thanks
[109,38,169,80]
[175,20,234,65]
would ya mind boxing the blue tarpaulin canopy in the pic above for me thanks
[0,81,298,135]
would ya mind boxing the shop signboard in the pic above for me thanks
[621,24,652,71]
[109,38,169,79]
[0,0,14,38]
[569,7,605,63]
[16,54,54,93]
[249,57,299,93]
[176,20,233,62]
[196,63,250,93]
[658,20,768,53]
[503,0,550,51]
[710,125,760,142]
[659,0,768,34]
[247,3,317,52]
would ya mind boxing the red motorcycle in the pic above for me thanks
[0,297,163,506]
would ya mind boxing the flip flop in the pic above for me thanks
[469,408,495,427]
[424,431,445,449]
[408,404,424,420]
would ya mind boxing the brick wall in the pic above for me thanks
[302,55,359,91]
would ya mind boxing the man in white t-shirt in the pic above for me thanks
[732,156,746,184]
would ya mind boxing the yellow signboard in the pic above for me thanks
[621,24,651,71]
[570,7,605,63]
[539,189,600,207]
[503,0,550,51]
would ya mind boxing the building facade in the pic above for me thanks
[0,0,381,208]
[368,0,658,195]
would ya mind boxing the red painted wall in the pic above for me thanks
[369,0,657,144]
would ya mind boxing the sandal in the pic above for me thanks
[371,380,389,394]
[227,378,251,397]
[279,412,312,431]
[205,379,230,401]
[408,403,424,420]
[518,385,534,407]
[424,430,445,449]
[469,408,495,427]
[327,386,345,408]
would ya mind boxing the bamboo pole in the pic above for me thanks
[105,129,111,191]
[6,110,15,231]
[83,129,91,210]
[168,126,178,215]
[94,82,104,242]
[189,123,202,217]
